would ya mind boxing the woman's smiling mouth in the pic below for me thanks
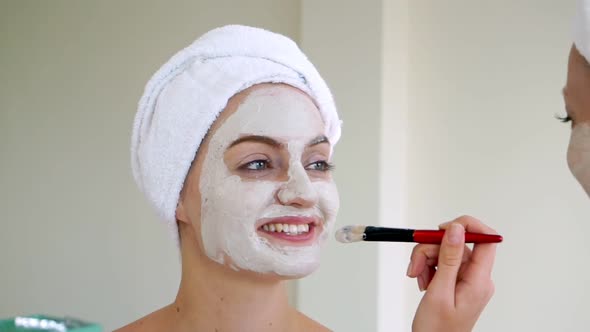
[257,216,320,244]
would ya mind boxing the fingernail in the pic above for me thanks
[417,275,425,291]
[447,223,464,244]
[406,261,413,276]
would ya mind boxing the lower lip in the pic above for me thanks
[258,224,318,244]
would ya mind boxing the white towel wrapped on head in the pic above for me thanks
[131,25,342,245]
[574,0,590,62]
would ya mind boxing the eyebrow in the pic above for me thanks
[227,135,330,150]
[228,135,283,149]
[308,135,330,147]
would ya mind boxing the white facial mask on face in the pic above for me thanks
[568,123,590,197]
[198,86,339,277]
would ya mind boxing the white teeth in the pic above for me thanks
[260,223,312,235]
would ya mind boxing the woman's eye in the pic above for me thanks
[557,115,572,123]
[305,161,334,172]
[241,160,270,171]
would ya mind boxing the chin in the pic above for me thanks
[272,261,320,279]
[224,253,322,280]
[210,249,321,280]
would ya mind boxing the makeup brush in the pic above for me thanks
[335,225,503,244]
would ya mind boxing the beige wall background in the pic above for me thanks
[0,1,300,330]
[405,1,590,331]
[2,1,588,331]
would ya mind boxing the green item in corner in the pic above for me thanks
[0,315,101,332]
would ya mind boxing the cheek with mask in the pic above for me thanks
[568,123,590,197]
[197,86,340,277]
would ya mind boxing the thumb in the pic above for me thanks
[428,222,465,297]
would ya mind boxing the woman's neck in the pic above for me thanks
[172,230,301,332]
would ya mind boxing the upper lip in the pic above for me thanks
[256,216,320,229]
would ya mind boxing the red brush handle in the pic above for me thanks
[413,230,503,244]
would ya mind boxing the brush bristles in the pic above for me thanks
[334,225,366,243]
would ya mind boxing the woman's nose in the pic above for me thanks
[276,164,318,208]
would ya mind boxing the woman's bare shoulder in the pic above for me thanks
[296,311,332,332]
[114,305,175,332]
[115,306,330,332]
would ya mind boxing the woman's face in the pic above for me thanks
[179,84,339,277]
[564,45,590,196]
